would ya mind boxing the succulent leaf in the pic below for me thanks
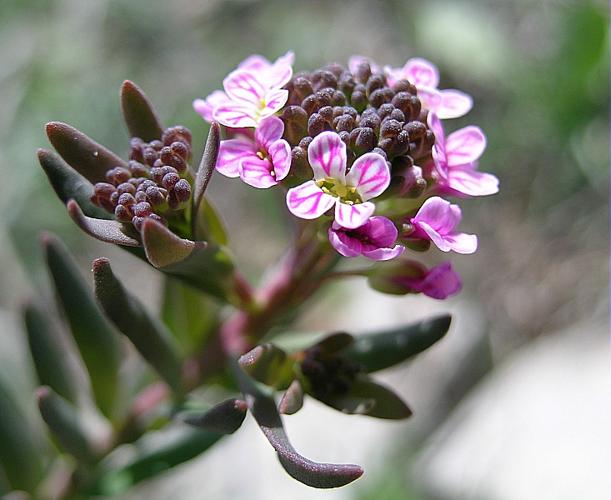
[120,80,164,142]
[43,233,122,417]
[193,122,220,215]
[181,398,247,434]
[92,258,183,393]
[238,344,294,389]
[45,121,127,183]
[278,379,304,415]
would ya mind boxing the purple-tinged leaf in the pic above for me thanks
[342,315,451,373]
[46,121,127,183]
[37,148,111,220]
[233,360,363,489]
[93,258,183,393]
[182,398,247,434]
[314,332,354,354]
[238,344,294,389]
[140,218,198,268]
[37,387,103,463]
[279,379,304,415]
[67,199,141,247]
[193,122,220,215]
[120,80,164,142]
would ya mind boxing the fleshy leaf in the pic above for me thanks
[120,80,164,142]
[37,149,111,219]
[182,398,247,434]
[315,332,355,354]
[67,200,141,247]
[37,387,101,463]
[318,375,412,420]
[23,301,81,404]
[193,122,220,217]
[88,427,221,496]
[140,217,197,267]
[278,379,304,415]
[43,233,121,417]
[92,258,183,393]
[233,360,363,489]
[45,121,127,183]
[238,344,294,389]
[0,379,44,493]
[342,315,452,373]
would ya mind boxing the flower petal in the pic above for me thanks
[286,181,336,219]
[335,201,375,229]
[443,232,478,254]
[193,90,230,122]
[446,126,486,166]
[307,131,347,181]
[223,69,266,105]
[239,156,278,189]
[416,87,443,113]
[446,167,499,197]
[260,88,289,119]
[267,52,294,88]
[403,58,440,88]
[268,139,291,181]
[328,226,362,257]
[217,139,256,177]
[437,89,473,119]
[239,54,271,71]
[365,216,399,248]
[413,197,460,234]
[416,221,452,252]
[213,102,258,128]
[411,262,462,300]
[363,245,405,261]
[255,116,285,148]
[346,152,391,201]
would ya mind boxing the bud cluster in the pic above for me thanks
[90,126,193,230]
[283,61,434,187]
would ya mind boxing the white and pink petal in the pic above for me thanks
[446,126,486,166]
[267,140,291,181]
[437,89,473,119]
[335,201,375,229]
[346,152,391,200]
[223,69,267,105]
[307,131,347,181]
[216,139,256,177]
[403,58,440,88]
[239,156,278,189]
[213,102,258,128]
[286,181,336,220]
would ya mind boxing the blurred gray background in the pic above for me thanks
[0,0,608,499]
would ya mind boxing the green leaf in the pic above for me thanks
[232,360,363,489]
[278,379,304,415]
[67,199,141,248]
[342,315,451,373]
[140,218,235,302]
[120,80,164,142]
[45,121,127,183]
[37,387,102,463]
[23,301,81,404]
[92,258,183,393]
[88,427,221,496]
[37,149,112,220]
[194,198,228,245]
[181,398,247,434]
[238,344,295,389]
[193,122,220,214]
[0,379,44,493]
[318,375,412,420]
[161,277,218,355]
[43,233,121,417]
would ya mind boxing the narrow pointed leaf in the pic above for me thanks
[239,344,294,389]
[0,379,44,493]
[161,277,218,354]
[46,121,127,183]
[194,198,228,245]
[37,149,111,219]
[193,122,220,212]
[342,315,452,373]
[279,379,304,415]
[67,199,141,247]
[182,398,247,434]
[37,387,101,463]
[24,302,80,404]
[88,427,221,496]
[93,258,183,392]
[233,360,363,489]
[140,219,235,302]
[43,233,121,416]
[120,80,163,142]
[318,376,412,420]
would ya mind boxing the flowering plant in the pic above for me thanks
[14,51,497,496]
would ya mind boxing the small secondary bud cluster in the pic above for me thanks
[91,126,193,230]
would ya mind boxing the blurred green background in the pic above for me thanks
[0,0,608,499]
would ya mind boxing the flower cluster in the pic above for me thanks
[194,52,498,300]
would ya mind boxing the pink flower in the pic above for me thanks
[409,197,477,254]
[329,216,404,261]
[286,132,391,229]
[428,113,499,197]
[193,52,294,128]
[397,262,462,299]
[216,116,291,188]
[385,58,472,119]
